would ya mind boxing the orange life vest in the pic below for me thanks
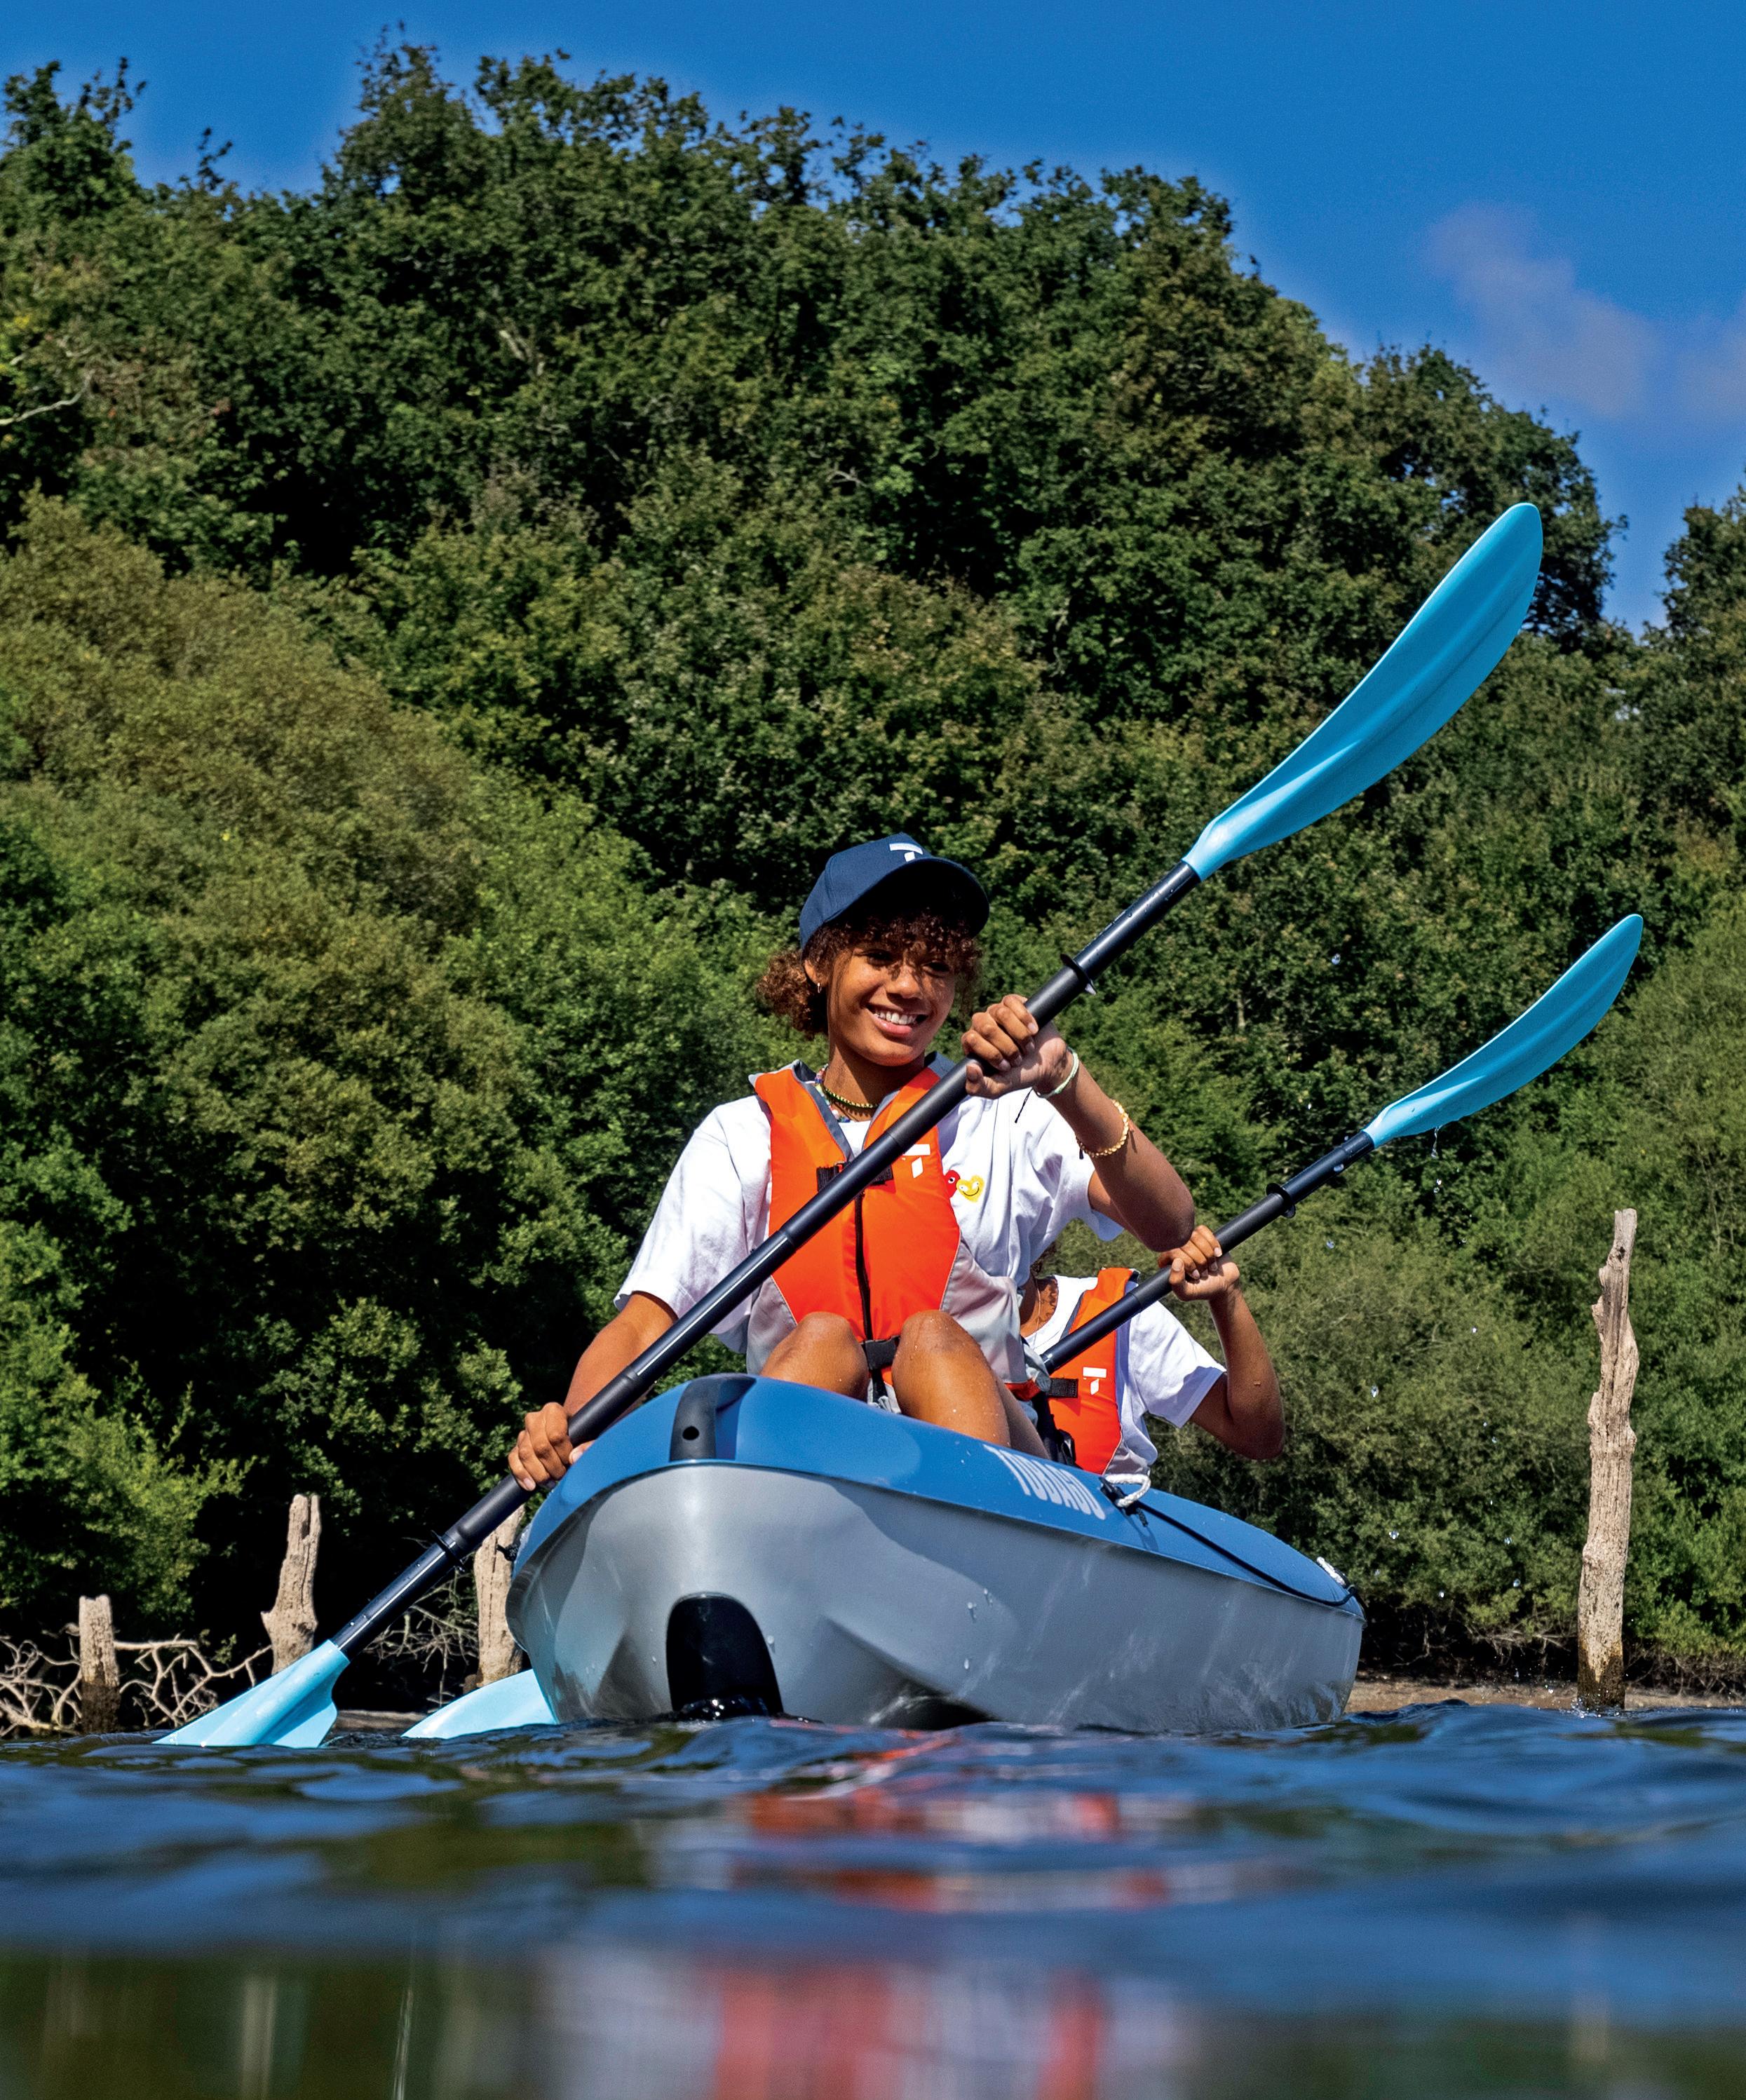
[1042,1268,1136,1475]
[744,1064,1024,1384]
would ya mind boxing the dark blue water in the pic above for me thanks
[4,1700,1745,2097]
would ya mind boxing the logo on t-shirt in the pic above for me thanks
[951,1173,985,1203]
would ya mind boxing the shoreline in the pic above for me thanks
[325,1679,1746,1738]
[1348,1670,1745,1713]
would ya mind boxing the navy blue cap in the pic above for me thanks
[798,833,989,951]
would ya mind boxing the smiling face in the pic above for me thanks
[754,888,982,1082]
[810,937,959,1070]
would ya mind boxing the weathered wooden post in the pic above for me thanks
[262,1494,322,1674]
[78,1594,121,1732]
[1576,1210,1639,1708]
[473,1510,527,1684]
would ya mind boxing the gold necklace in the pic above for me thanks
[814,1073,879,1118]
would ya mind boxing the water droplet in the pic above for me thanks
[1470,1326,1477,1334]
[963,1660,971,1671]
[1389,1529,1399,1540]
[1370,1386,1379,1397]
[966,1601,976,1616]
[1512,1578,1520,1589]
[1330,951,1341,965]
[1505,1536,1512,1546]
[1438,1590,1445,1600]
[1325,1239,1334,1250]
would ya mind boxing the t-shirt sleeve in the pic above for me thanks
[1014,1095,1123,1265]
[1124,1300,1225,1428]
[616,1104,765,1351]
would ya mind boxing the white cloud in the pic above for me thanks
[1426,206,1657,420]
[1679,296,1746,420]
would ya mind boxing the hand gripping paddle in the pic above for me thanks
[1042,913,1644,1376]
[163,504,1542,1747]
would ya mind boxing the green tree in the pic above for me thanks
[0,504,771,1623]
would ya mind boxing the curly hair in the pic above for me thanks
[757,902,982,1040]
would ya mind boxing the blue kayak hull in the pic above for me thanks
[507,1376,1363,1733]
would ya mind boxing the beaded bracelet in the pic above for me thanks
[1084,1104,1131,1160]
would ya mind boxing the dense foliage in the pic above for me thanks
[0,53,1739,1674]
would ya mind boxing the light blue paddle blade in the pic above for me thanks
[159,1638,346,1748]
[1186,504,1543,879]
[1364,916,1642,1149]
[402,1667,557,1740]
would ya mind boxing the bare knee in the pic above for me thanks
[894,1308,973,1360]
[791,1311,858,1351]
[764,1311,865,1397]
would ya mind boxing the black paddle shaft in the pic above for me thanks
[1037,1129,1376,1374]
[333,858,1201,1653]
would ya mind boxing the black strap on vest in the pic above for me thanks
[1030,1388,1078,1467]
[815,1162,893,1194]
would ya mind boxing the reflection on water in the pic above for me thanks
[11,1949,1746,2100]
[541,1952,1190,2100]
[2,1702,1746,2096]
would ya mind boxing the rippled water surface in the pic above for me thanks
[3,1700,1746,2096]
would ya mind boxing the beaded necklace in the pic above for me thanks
[813,1073,880,1119]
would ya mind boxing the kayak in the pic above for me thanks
[411,1374,1362,1740]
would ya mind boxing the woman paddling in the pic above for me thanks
[510,834,1196,1488]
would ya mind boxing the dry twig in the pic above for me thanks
[0,1626,269,1737]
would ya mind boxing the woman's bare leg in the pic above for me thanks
[999,1386,1048,1458]
[890,1309,1010,1443]
[762,1312,868,1397]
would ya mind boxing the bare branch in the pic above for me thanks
[0,372,91,431]
[0,1625,270,1737]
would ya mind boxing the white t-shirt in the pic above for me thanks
[618,1056,1122,1355]
[1027,1273,1225,1491]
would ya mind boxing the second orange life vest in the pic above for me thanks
[1042,1268,1137,1475]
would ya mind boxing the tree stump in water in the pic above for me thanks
[78,1594,121,1733]
[474,1510,527,1684]
[1576,1210,1639,1709]
[262,1494,322,1674]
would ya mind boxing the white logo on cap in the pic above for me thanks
[888,843,923,862]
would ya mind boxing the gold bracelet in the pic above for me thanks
[1085,1104,1130,1160]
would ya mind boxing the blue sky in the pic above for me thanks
[14,1,1746,626]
